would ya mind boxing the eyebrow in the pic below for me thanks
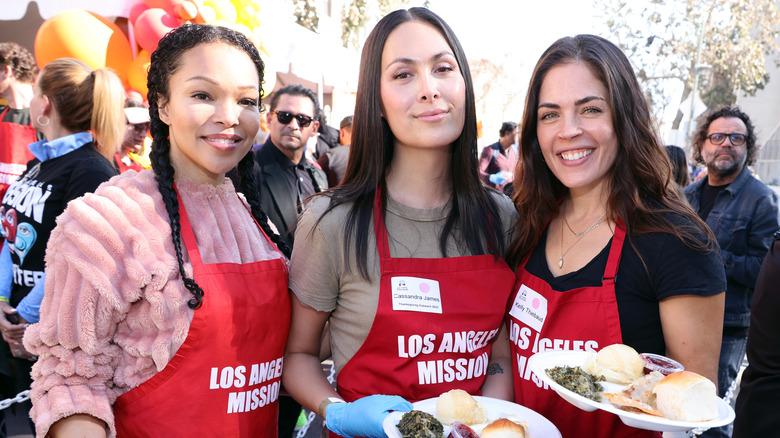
[538,95,607,109]
[186,75,259,91]
[385,51,455,70]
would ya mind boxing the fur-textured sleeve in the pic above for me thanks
[23,171,184,438]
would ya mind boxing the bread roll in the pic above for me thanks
[480,418,526,438]
[584,344,645,384]
[435,389,486,425]
[652,371,719,422]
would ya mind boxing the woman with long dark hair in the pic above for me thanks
[283,8,517,438]
[23,25,290,437]
[506,34,725,437]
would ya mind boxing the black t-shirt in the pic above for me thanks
[524,212,725,355]
[1,143,117,305]
[0,105,44,140]
[698,183,729,221]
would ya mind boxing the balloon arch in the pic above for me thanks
[34,0,277,100]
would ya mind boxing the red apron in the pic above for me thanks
[507,221,659,438]
[0,106,37,202]
[114,189,291,437]
[332,190,515,436]
[114,153,146,173]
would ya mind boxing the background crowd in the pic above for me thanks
[1,4,779,438]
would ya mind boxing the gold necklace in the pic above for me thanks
[558,210,607,269]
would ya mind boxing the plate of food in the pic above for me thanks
[383,389,561,438]
[527,344,736,432]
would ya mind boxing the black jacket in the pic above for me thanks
[253,140,327,247]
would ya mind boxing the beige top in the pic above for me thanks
[289,191,517,373]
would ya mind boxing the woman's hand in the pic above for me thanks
[325,394,413,438]
[1,303,33,359]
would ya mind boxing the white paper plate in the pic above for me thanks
[383,395,561,438]
[527,350,736,432]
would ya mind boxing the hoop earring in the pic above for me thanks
[36,115,49,127]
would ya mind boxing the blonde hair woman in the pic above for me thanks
[0,57,124,434]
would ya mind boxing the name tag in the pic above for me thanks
[391,277,442,314]
[509,284,547,332]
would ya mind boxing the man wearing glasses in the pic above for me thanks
[254,85,328,250]
[685,105,779,438]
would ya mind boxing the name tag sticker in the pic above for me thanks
[509,284,547,332]
[391,277,442,314]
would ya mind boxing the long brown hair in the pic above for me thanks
[316,7,506,279]
[507,34,715,267]
[37,58,125,159]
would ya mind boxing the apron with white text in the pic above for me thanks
[332,189,515,436]
[507,221,659,438]
[114,189,290,437]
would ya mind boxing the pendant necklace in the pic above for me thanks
[558,209,607,269]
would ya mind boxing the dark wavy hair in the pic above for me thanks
[0,42,38,83]
[499,122,517,137]
[147,24,290,309]
[315,7,506,279]
[692,105,758,166]
[507,34,715,267]
[268,84,320,120]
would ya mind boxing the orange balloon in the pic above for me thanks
[34,10,133,86]
[134,8,179,53]
[128,50,151,98]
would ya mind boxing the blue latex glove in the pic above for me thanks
[489,172,508,185]
[326,394,413,438]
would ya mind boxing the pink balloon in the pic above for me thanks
[134,8,179,53]
[144,0,185,14]
[129,2,150,24]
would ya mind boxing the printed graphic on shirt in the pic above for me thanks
[209,357,283,414]
[1,164,54,287]
[397,329,499,385]
[391,276,443,314]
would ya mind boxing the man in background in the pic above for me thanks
[685,105,780,438]
[115,98,149,173]
[317,115,352,187]
[478,121,518,195]
[0,42,39,201]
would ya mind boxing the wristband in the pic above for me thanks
[0,296,9,303]
[319,396,345,418]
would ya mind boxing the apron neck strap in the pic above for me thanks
[603,217,627,283]
[175,183,204,266]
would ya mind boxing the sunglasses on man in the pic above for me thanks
[706,133,746,146]
[272,110,314,128]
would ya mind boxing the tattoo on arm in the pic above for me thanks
[487,363,504,375]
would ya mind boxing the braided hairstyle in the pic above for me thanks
[147,24,290,309]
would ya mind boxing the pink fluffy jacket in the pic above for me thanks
[23,170,287,437]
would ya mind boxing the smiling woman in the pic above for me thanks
[23,24,291,438]
[505,34,726,438]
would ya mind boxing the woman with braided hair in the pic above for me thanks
[23,24,291,437]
